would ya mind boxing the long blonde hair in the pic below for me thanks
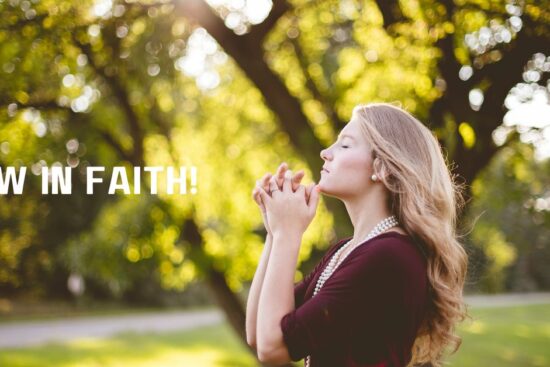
[353,102,470,366]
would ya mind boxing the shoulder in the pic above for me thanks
[364,232,424,257]
[346,233,427,276]
[371,233,422,256]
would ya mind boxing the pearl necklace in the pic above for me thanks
[304,215,399,367]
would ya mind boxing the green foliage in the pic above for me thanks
[0,0,336,299]
[465,142,550,292]
[0,0,549,302]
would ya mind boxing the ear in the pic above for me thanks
[373,157,388,181]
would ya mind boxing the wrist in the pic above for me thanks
[272,230,303,244]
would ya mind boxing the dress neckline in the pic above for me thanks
[306,232,411,301]
[331,231,410,264]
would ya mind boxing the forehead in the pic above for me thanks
[338,117,362,139]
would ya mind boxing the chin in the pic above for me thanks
[319,181,358,200]
[317,184,339,199]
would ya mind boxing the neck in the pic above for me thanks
[343,184,394,242]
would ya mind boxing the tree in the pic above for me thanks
[1,0,549,365]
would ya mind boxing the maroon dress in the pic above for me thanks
[280,231,429,367]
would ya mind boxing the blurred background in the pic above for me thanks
[0,0,549,366]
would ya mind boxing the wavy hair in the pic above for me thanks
[353,102,471,366]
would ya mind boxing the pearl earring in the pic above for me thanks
[371,174,378,181]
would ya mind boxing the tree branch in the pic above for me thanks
[96,128,136,164]
[0,98,60,111]
[72,35,145,167]
[288,35,346,132]
[174,0,326,176]
[375,0,405,30]
[248,0,291,43]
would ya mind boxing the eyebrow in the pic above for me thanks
[337,133,355,141]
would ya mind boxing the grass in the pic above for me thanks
[447,303,550,367]
[0,303,548,367]
[0,323,262,367]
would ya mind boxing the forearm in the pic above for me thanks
[256,231,302,353]
[246,233,273,348]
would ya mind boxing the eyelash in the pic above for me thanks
[340,144,349,148]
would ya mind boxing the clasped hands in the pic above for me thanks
[252,162,320,238]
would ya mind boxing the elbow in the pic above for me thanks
[257,347,274,364]
[247,336,256,350]
[246,328,256,349]
[245,318,256,349]
[256,341,291,365]
[256,338,274,364]
[257,347,291,365]
[256,319,292,364]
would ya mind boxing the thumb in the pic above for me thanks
[305,183,314,204]
[308,184,321,213]
[291,170,304,191]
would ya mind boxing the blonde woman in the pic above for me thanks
[246,103,469,367]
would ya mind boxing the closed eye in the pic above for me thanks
[340,144,349,148]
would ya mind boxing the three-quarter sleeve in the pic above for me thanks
[293,238,350,309]
[293,272,313,309]
[281,240,411,362]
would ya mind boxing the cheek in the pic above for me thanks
[334,151,372,185]
[339,151,370,173]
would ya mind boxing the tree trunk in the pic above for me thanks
[181,216,295,367]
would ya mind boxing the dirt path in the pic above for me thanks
[464,291,550,308]
[1,292,548,349]
[0,308,223,349]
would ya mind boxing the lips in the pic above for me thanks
[321,167,330,173]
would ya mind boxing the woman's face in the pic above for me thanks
[319,115,375,199]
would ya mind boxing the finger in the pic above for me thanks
[276,162,288,189]
[305,183,314,204]
[253,182,261,203]
[269,175,282,196]
[275,162,287,178]
[296,184,306,197]
[291,170,304,191]
[255,178,263,191]
[262,173,272,193]
[258,186,271,206]
[253,188,263,205]
[270,175,277,187]
[307,183,321,214]
[282,169,292,193]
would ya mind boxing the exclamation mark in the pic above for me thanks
[190,166,197,194]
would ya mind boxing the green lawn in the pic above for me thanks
[0,304,548,367]
[0,323,262,367]
[448,303,550,367]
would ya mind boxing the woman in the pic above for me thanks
[246,102,469,367]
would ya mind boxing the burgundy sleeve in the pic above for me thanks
[293,238,349,309]
[293,272,313,309]
[280,240,412,362]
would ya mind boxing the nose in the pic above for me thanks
[320,147,331,161]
